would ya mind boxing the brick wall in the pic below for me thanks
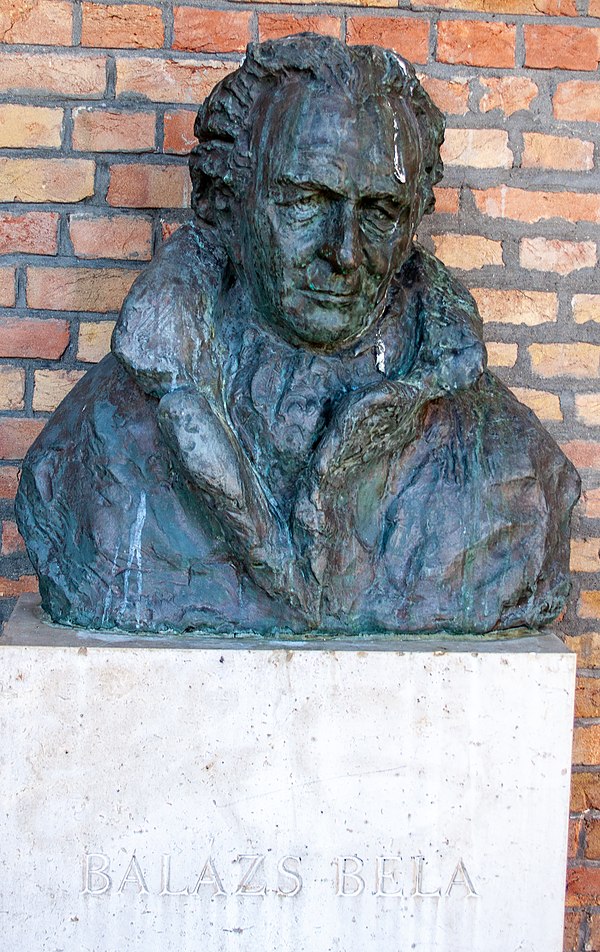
[0,0,599,947]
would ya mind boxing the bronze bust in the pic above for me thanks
[16,35,580,635]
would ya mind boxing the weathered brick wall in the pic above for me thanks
[0,1,598,947]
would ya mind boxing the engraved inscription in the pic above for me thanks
[117,854,148,895]
[190,857,226,897]
[334,856,365,896]
[234,855,267,896]
[82,853,112,895]
[446,859,478,897]
[276,856,302,897]
[160,854,189,896]
[374,856,403,897]
[82,850,479,900]
[412,854,442,898]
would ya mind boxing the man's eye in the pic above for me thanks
[361,204,395,222]
[289,194,323,215]
[368,207,388,219]
[292,195,318,207]
[359,205,398,234]
[274,191,320,208]
[278,193,324,222]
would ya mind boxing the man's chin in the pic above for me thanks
[274,300,373,352]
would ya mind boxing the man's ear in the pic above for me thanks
[213,190,243,269]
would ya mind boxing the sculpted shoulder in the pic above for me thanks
[399,244,487,394]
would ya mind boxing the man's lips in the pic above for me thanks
[301,287,358,306]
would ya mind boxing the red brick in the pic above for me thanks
[77,320,115,362]
[347,17,430,62]
[479,76,538,115]
[554,81,600,122]
[258,14,340,41]
[591,0,600,14]
[161,219,183,241]
[0,317,69,359]
[433,187,459,214]
[437,20,516,68]
[415,0,576,11]
[0,368,25,411]
[0,268,15,307]
[419,76,469,115]
[0,466,19,500]
[571,537,600,572]
[573,295,600,325]
[246,0,395,5]
[0,158,94,203]
[433,234,502,269]
[107,163,191,208]
[0,576,37,596]
[0,212,58,256]
[163,110,196,155]
[520,238,596,275]
[529,343,600,378]
[580,591,600,619]
[487,342,517,367]
[173,8,251,54]
[583,489,600,518]
[81,3,163,49]
[33,369,85,412]
[569,817,583,858]
[563,911,582,952]
[441,129,512,168]
[473,187,600,224]
[509,387,562,421]
[116,56,234,104]
[1,521,24,556]
[72,107,155,152]
[590,914,600,952]
[69,214,152,261]
[0,52,106,98]
[0,419,45,460]
[571,771,600,811]
[0,0,72,45]
[525,25,600,71]
[576,675,600,718]
[562,442,600,470]
[574,724,600,765]
[522,133,594,171]
[27,266,138,313]
[472,288,557,325]
[0,104,63,148]
[567,866,600,906]
[575,394,600,427]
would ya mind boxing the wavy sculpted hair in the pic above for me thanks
[189,34,445,226]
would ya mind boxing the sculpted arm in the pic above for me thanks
[156,387,315,618]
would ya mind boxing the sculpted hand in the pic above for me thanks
[158,387,247,508]
[291,382,427,588]
[313,381,426,486]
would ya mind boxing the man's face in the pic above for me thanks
[239,84,421,351]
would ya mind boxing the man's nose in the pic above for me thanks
[321,201,361,273]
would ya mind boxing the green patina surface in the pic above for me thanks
[15,35,580,637]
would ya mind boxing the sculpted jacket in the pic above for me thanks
[16,223,580,635]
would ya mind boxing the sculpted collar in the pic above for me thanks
[112,221,487,404]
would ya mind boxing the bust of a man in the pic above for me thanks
[16,35,579,635]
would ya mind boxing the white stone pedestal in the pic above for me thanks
[1,595,575,952]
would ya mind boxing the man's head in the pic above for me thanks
[190,35,445,351]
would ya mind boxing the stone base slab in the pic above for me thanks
[0,595,576,952]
